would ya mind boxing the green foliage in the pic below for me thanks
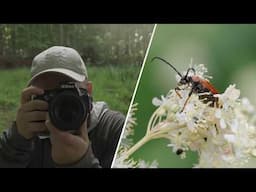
[0,24,153,67]
[89,65,139,113]
[0,68,30,130]
[0,65,139,132]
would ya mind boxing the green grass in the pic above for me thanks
[0,68,30,130]
[0,65,140,132]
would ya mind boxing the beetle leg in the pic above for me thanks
[180,88,193,113]
[175,87,182,99]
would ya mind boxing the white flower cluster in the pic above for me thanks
[151,65,256,168]
[113,64,256,168]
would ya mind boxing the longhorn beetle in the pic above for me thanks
[151,57,219,112]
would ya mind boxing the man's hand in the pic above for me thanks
[16,86,48,139]
[45,114,90,165]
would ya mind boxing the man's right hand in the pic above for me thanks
[16,86,48,139]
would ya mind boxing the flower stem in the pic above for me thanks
[124,135,150,158]
[124,123,186,158]
[147,107,162,134]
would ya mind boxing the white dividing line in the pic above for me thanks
[111,24,158,168]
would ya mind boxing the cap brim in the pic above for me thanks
[28,68,86,85]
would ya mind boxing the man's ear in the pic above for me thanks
[86,81,93,95]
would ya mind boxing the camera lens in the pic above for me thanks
[49,91,87,131]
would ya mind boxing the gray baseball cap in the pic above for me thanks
[29,46,88,84]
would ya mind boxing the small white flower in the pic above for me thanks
[152,95,166,106]
[230,119,239,133]
[220,119,227,129]
[224,134,236,143]
[180,152,186,159]
[219,84,240,103]
[215,109,222,118]
[242,98,255,113]
[187,120,196,132]
[136,160,158,168]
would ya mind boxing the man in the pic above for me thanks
[0,46,125,168]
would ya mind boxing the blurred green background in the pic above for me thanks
[0,24,154,132]
[129,24,256,168]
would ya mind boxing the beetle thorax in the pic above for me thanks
[191,75,201,82]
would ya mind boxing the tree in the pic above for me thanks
[0,24,154,68]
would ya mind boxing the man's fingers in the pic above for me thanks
[78,120,88,140]
[46,120,80,145]
[45,119,57,133]
[25,111,48,122]
[28,122,47,132]
[22,100,48,112]
[21,86,44,104]
[45,119,65,138]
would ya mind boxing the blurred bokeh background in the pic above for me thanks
[0,24,154,132]
[129,24,256,167]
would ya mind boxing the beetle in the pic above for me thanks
[151,56,219,112]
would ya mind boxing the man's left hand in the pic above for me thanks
[45,114,90,165]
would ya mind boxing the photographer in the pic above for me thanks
[0,46,125,168]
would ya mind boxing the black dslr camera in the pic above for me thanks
[33,82,92,132]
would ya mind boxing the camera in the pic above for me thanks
[33,82,92,132]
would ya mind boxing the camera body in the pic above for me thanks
[33,82,92,132]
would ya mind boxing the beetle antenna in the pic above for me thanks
[185,68,196,77]
[151,57,182,77]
